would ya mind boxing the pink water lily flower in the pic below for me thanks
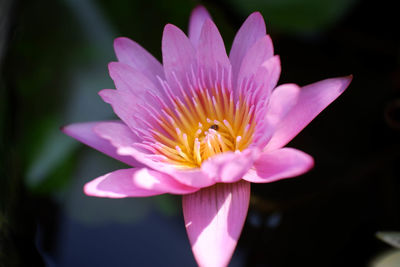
[62,6,351,267]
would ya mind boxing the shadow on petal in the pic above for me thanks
[182,181,250,267]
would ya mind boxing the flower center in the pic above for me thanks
[149,82,256,169]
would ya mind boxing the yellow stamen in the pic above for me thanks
[150,85,256,168]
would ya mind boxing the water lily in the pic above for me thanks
[62,5,351,267]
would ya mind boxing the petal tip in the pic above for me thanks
[294,150,315,176]
[83,176,127,199]
[113,37,125,48]
[250,11,263,18]
[304,154,315,172]
[247,11,266,29]
[83,180,99,197]
[343,74,353,88]
[163,23,177,33]
[98,89,115,103]
[107,61,118,72]
[192,5,208,14]
[163,23,186,42]
[334,74,353,94]
[113,36,130,45]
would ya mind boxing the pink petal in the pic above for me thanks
[114,37,165,86]
[108,62,159,96]
[93,121,164,169]
[237,35,274,88]
[238,55,281,104]
[92,123,215,189]
[99,89,143,132]
[250,116,275,150]
[229,12,266,81]
[188,5,211,47]
[258,55,281,92]
[197,19,231,79]
[93,121,140,150]
[61,121,142,167]
[85,168,197,198]
[162,24,197,93]
[183,181,250,267]
[163,168,215,189]
[265,76,353,150]
[243,148,314,183]
[201,148,260,183]
[266,83,301,127]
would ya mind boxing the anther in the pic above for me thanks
[210,124,219,131]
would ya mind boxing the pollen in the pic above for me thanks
[141,69,256,169]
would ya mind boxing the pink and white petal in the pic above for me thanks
[61,121,142,167]
[266,83,300,127]
[85,168,197,198]
[230,12,266,80]
[197,19,231,77]
[131,168,198,195]
[114,37,165,85]
[162,24,197,93]
[183,181,250,267]
[201,148,260,183]
[237,35,274,88]
[265,76,353,150]
[188,5,212,47]
[243,148,314,183]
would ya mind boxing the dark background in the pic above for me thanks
[1,0,399,266]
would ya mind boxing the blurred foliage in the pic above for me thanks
[24,116,77,193]
[221,0,358,34]
[371,250,400,267]
[377,232,400,249]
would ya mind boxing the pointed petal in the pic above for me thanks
[265,76,352,150]
[188,6,212,47]
[114,37,164,85]
[243,148,314,183]
[162,24,197,93]
[85,168,197,198]
[230,12,266,80]
[197,19,231,73]
[266,83,300,127]
[183,181,250,267]
[237,35,273,88]
[201,148,260,183]
[61,121,142,167]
